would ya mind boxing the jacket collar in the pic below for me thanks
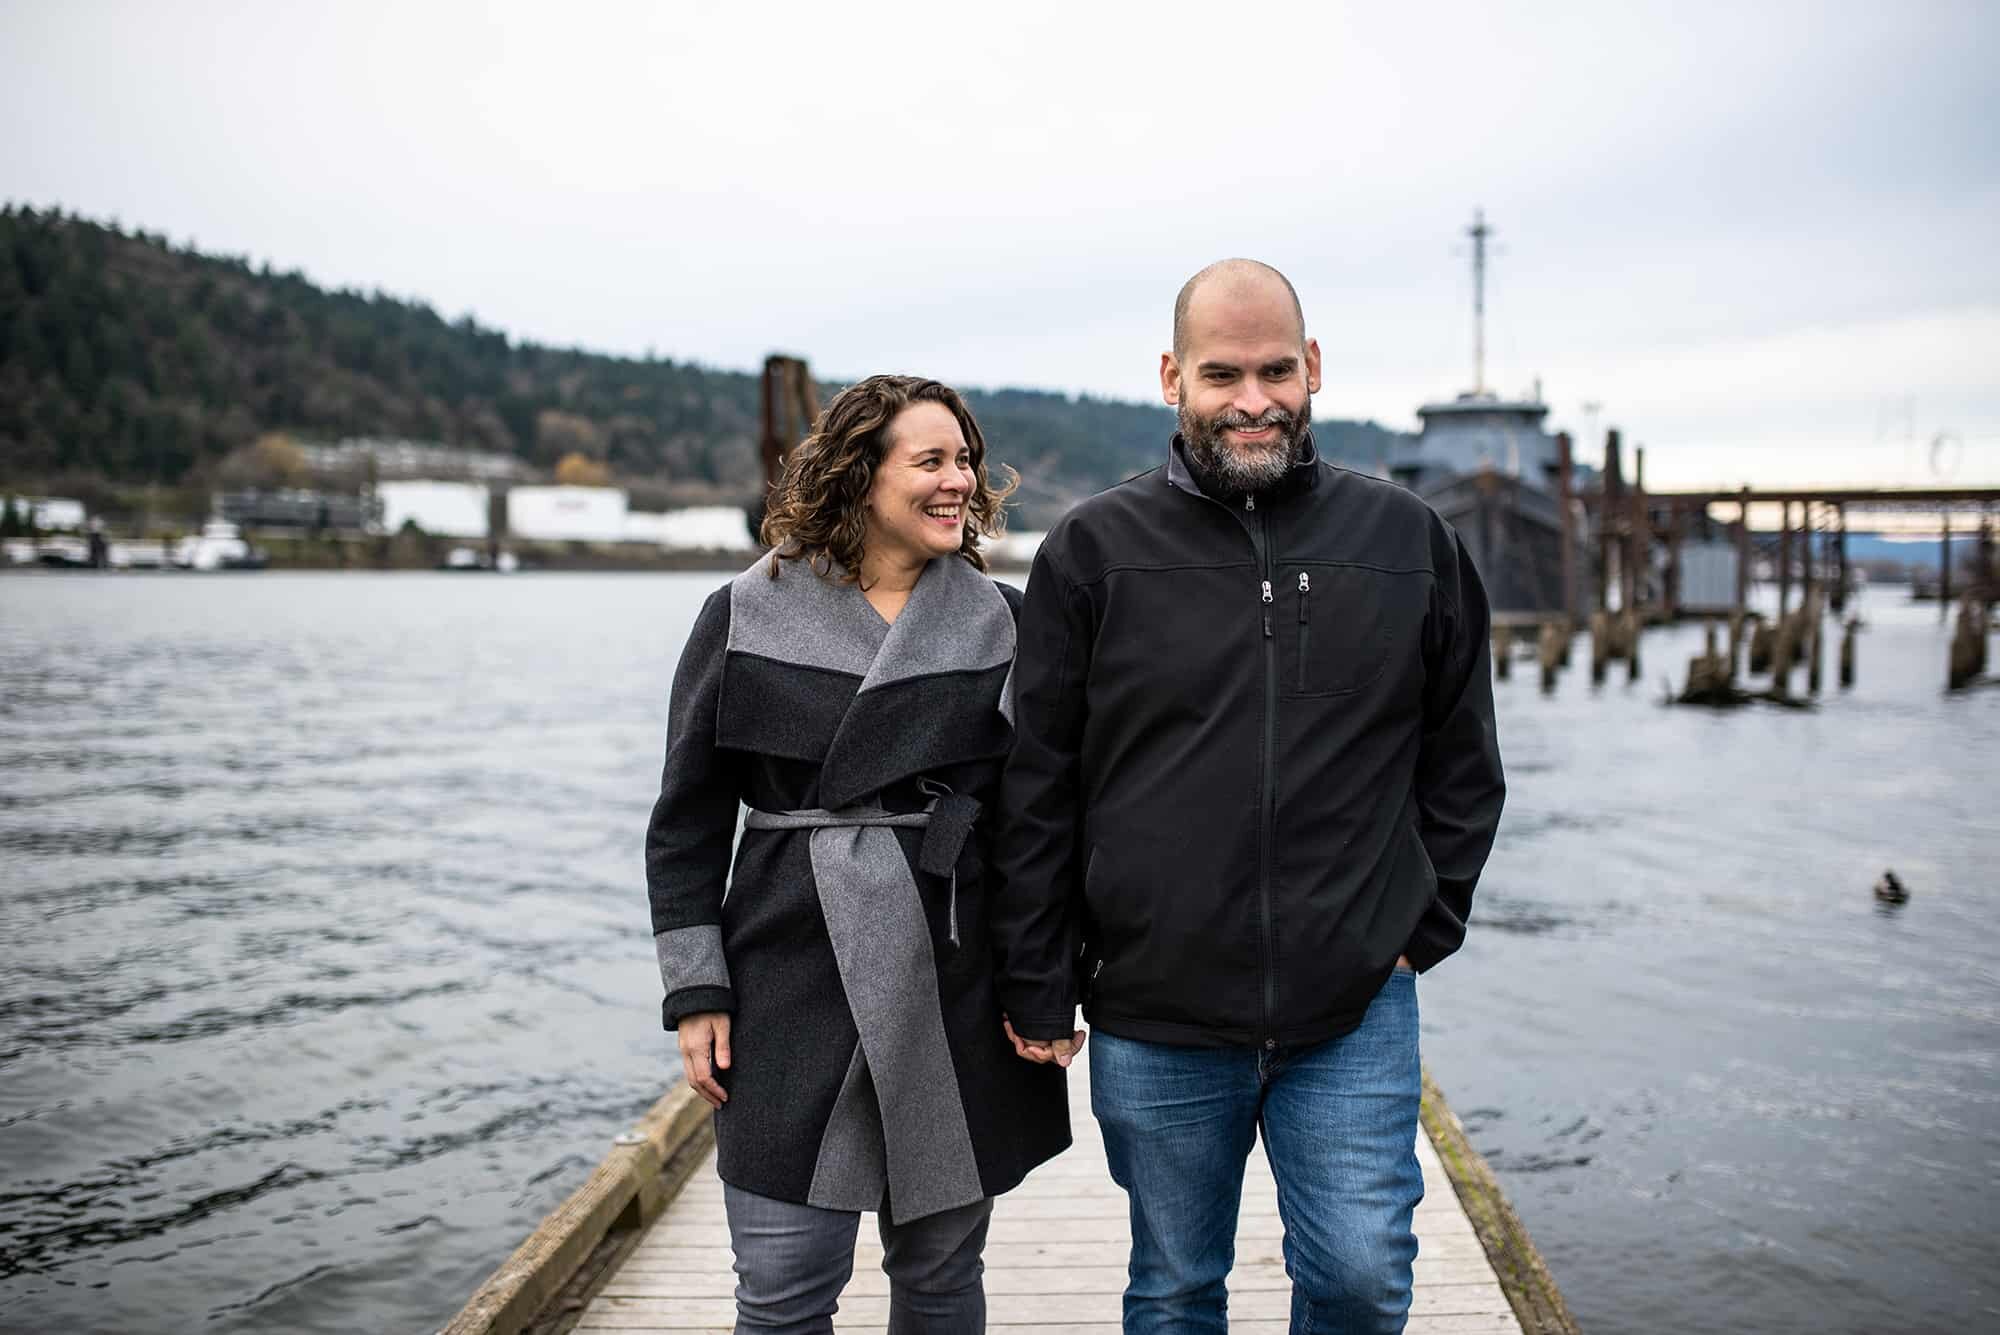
[1165,430,1322,504]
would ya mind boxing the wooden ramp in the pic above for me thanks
[573,1050,1524,1334]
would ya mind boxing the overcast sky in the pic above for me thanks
[4,1,1996,488]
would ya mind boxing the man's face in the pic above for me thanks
[1161,280,1322,494]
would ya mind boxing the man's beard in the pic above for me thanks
[1179,397,1311,497]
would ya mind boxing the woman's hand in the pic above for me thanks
[1003,1015,1086,1069]
[678,1011,733,1108]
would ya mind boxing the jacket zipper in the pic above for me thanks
[1248,499,1278,1047]
[1170,473,1282,1050]
[1297,571,1311,692]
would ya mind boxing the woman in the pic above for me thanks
[644,374,1071,1334]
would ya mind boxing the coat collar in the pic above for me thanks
[724,552,1016,808]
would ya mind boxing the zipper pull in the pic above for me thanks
[1244,495,1256,510]
[1298,570,1309,621]
[1261,579,1273,638]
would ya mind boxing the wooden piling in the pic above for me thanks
[1664,503,1684,620]
[1494,625,1513,681]
[1833,502,1850,615]
[1806,592,1824,695]
[1735,489,1752,618]
[1840,617,1857,689]
[1556,432,1577,623]
[1598,430,1622,616]
[1979,515,1995,622]
[1624,607,1642,683]
[1590,609,1610,684]
[1949,594,1986,689]
[1778,502,1793,617]
[1941,515,1952,622]
[1749,617,1774,675]
[1771,611,1797,699]
[1727,609,1746,681]
[1538,620,1564,694]
[1801,503,1817,612]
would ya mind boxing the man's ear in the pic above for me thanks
[1305,337,1322,396]
[1160,351,1181,407]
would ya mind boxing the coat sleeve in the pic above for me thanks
[645,585,746,1029]
[990,546,1090,1041]
[1402,523,1506,972]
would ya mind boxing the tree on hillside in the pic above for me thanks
[220,432,310,489]
[535,410,604,468]
[554,452,612,486]
[0,209,1409,525]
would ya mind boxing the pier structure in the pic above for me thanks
[1567,470,2000,626]
[1508,440,2000,695]
[447,1053,1577,1335]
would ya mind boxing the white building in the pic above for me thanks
[986,529,1045,567]
[6,497,87,530]
[377,480,491,539]
[653,506,756,552]
[507,486,629,543]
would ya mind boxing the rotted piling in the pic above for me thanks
[1771,611,1798,699]
[1806,593,1825,696]
[1840,618,1857,689]
[1538,620,1564,694]
[1949,594,1987,690]
[1493,625,1513,681]
[1749,618,1775,674]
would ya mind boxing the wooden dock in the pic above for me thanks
[552,1051,1544,1334]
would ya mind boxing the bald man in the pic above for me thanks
[992,259,1505,1333]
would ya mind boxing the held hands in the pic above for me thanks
[1003,1015,1086,1068]
[997,960,1410,1073]
[679,1011,732,1109]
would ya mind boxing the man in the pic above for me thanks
[992,259,1505,1333]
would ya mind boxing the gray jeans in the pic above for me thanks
[723,1183,993,1335]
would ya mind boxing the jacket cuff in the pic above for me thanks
[1009,1011,1077,1043]
[1402,897,1465,973]
[663,986,736,1030]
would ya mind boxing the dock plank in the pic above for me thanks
[578,1052,1523,1332]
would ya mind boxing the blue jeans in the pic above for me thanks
[1090,967,1423,1334]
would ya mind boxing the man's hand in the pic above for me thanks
[1398,955,1413,970]
[678,1011,732,1109]
[1003,1015,1087,1068]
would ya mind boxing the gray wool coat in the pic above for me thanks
[645,553,1070,1223]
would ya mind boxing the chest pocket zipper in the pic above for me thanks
[1296,571,1311,692]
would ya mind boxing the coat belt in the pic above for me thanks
[743,793,982,946]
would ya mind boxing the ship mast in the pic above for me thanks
[1468,208,1491,395]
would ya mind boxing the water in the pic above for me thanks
[1,573,1994,1333]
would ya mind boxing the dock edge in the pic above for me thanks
[440,1087,713,1335]
[1421,1068,1583,1335]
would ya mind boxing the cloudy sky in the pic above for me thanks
[4,1,1996,488]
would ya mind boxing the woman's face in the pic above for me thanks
[862,401,976,569]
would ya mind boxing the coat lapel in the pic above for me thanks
[818,556,1015,809]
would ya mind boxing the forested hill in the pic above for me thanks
[0,206,1407,525]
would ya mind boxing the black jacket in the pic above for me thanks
[992,436,1505,1049]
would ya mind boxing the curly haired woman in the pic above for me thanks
[644,375,1075,1334]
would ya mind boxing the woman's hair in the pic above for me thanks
[760,374,1015,581]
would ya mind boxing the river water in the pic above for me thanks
[0,571,1993,1333]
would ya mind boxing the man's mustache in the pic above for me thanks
[1209,408,1297,434]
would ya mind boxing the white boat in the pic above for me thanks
[171,520,267,571]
